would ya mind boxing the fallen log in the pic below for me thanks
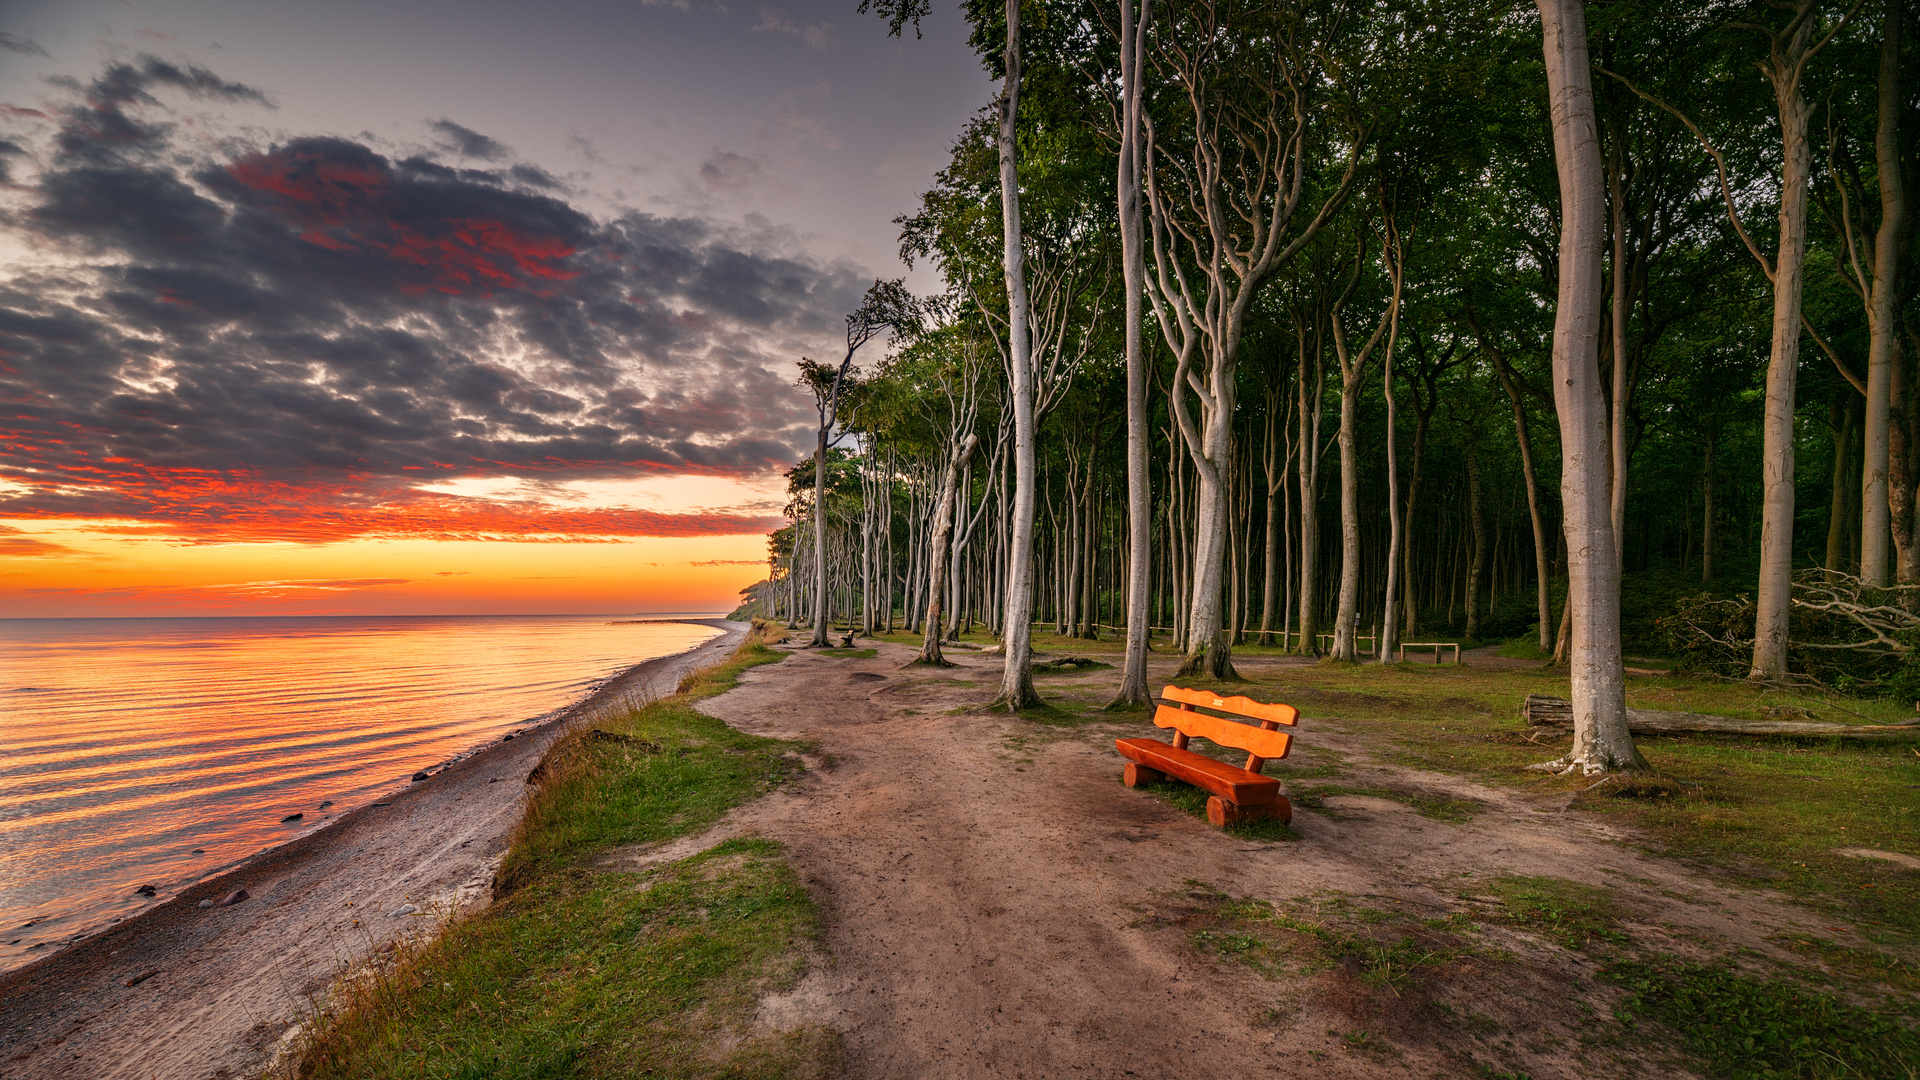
[1522,695,1920,737]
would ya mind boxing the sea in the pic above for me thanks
[0,614,726,975]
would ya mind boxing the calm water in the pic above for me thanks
[0,614,723,973]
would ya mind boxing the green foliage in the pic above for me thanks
[1603,956,1920,1080]
[295,633,835,1079]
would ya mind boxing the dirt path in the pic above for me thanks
[0,622,744,1080]
[691,640,1844,1078]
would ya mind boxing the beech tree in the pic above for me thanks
[1532,0,1644,773]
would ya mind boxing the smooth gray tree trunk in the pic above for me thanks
[996,0,1040,708]
[1534,0,1643,773]
[1113,0,1153,707]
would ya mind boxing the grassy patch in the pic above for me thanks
[1475,875,1628,950]
[1170,884,1472,992]
[1604,954,1920,1079]
[814,647,877,659]
[1219,661,1920,943]
[294,623,836,1080]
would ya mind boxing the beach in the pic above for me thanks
[0,619,746,1080]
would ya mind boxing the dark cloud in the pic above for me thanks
[428,119,510,161]
[0,61,861,543]
[0,32,49,57]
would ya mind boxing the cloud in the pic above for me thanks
[750,6,835,49]
[0,32,48,57]
[428,118,510,161]
[0,527,74,556]
[0,58,866,545]
[689,558,762,566]
[699,149,763,193]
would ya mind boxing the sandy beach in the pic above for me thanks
[0,619,745,1080]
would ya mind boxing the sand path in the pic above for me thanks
[690,639,1844,1079]
[0,621,745,1080]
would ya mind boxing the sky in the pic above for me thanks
[0,0,993,617]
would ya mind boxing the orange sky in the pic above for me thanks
[0,474,781,618]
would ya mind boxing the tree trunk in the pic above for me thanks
[1333,374,1363,661]
[1113,0,1152,705]
[1379,244,1406,664]
[1829,398,1859,573]
[811,425,833,647]
[1750,7,1818,680]
[1466,448,1487,640]
[920,435,978,665]
[1535,0,1644,773]
[1862,0,1906,586]
[1296,326,1325,654]
[995,0,1040,708]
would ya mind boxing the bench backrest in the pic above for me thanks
[1155,685,1297,772]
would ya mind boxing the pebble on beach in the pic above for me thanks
[134,884,156,897]
[218,889,249,907]
[411,771,429,782]
[319,800,334,809]
[281,813,304,822]
[197,899,214,909]
[191,848,205,854]
[388,903,419,918]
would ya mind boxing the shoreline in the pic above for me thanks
[0,618,747,1080]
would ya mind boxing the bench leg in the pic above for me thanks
[1206,795,1294,828]
[1123,763,1166,787]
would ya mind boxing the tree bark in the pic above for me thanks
[920,434,979,665]
[1473,321,1556,654]
[811,423,834,647]
[1112,0,1153,706]
[1379,233,1406,664]
[996,0,1040,708]
[1297,322,1325,654]
[1750,6,1820,679]
[1535,0,1644,773]
[1862,0,1906,586]
[1466,448,1488,641]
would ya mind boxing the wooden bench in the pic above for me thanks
[1397,642,1461,664]
[1115,685,1299,827]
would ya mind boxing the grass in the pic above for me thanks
[292,621,835,1080]
[1475,875,1628,950]
[1202,660,1920,945]
[1604,954,1920,1079]
[814,647,877,659]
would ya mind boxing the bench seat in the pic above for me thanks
[1114,737,1282,805]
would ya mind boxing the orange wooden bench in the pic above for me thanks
[1115,685,1299,827]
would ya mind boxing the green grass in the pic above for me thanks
[814,647,877,659]
[1476,875,1628,950]
[1604,954,1920,1079]
[295,624,836,1080]
[1210,662,1920,945]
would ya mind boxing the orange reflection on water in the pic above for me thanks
[0,614,720,972]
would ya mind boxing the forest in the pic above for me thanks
[740,0,1918,775]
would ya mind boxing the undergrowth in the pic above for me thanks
[1604,955,1920,1079]
[289,620,834,1080]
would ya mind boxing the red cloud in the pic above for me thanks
[0,465,780,543]
[224,143,579,297]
